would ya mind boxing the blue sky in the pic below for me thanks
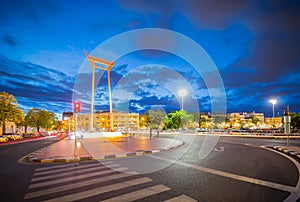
[0,0,300,118]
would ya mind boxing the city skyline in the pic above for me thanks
[0,0,299,118]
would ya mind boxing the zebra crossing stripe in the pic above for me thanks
[31,164,120,182]
[24,172,132,200]
[164,194,198,202]
[35,163,80,172]
[42,177,152,202]
[34,163,106,176]
[100,184,170,202]
[29,167,127,189]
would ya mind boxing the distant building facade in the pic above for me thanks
[265,117,282,127]
[75,111,139,132]
[62,112,74,121]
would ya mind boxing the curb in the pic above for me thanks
[27,141,185,163]
[271,146,300,160]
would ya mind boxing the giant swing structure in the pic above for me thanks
[85,52,114,132]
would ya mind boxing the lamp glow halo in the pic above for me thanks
[72,28,227,174]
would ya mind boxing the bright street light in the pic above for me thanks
[269,99,277,118]
[178,89,187,110]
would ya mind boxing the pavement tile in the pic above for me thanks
[27,136,184,163]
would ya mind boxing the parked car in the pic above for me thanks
[0,136,8,143]
[57,131,66,137]
[3,134,23,141]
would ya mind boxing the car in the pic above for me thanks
[0,136,8,143]
[68,132,83,139]
[57,131,66,137]
[4,134,23,141]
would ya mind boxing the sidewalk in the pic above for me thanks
[27,136,184,163]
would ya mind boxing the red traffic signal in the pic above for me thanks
[74,101,81,113]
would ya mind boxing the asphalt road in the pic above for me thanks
[0,137,60,202]
[1,135,300,201]
[219,136,300,147]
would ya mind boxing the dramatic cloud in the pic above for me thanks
[0,0,299,117]
[0,55,74,113]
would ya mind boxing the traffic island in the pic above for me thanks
[26,136,184,163]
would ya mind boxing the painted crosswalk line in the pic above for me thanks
[24,162,197,202]
[100,184,170,202]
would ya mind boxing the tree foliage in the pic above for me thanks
[25,108,56,132]
[163,110,194,129]
[290,112,300,131]
[143,109,166,138]
[0,91,24,133]
[251,116,261,125]
[143,109,166,130]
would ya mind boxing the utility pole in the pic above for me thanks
[284,106,291,146]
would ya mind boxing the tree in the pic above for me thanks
[164,110,182,129]
[163,110,194,130]
[143,109,166,137]
[14,108,24,127]
[39,110,56,130]
[0,91,24,134]
[25,108,56,133]
[200,117,208,128]
[180,110,194,129]
[212,115,226,129]
[290,112,300,132]
[251,116,261,126]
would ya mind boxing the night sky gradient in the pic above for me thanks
[0,0,299,118]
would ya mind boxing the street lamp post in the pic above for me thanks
[269,99,277,128]
[269,99,277,118]
[178,89,187,110]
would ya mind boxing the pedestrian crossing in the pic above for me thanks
[24,161,197,201]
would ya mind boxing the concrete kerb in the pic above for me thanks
[272,146,300,160]
[197,133,300,139]
[26,138,185,163]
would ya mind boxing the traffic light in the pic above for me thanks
[74,101,81,113]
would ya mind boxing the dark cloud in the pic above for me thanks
[0,55,74,113]
[248,0,300,35]
[224,75,300,116]
[183,0,252,30]
[120,0,252,29]
[246,38,300,83]
[0,0,299,116]
[0,0,59,23]
[1,34,22,47]
[129,94,179,114]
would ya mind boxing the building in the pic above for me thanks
[0,121,17,135]
[62,112,74,121]
[265,117,282,128]
[246,111,265,123]
[76,111,139,132]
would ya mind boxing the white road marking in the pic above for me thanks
[29,167,127,189]
[100,184,170,202]
[213,146,224,152]
[34,163,106,176]
[264,148,300,202]
[32,164,120,182]
[24,172,132,199]
[42,177,152,202]
[164,194,198,202]
[35,163,80,172]
[149,155,296,193]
